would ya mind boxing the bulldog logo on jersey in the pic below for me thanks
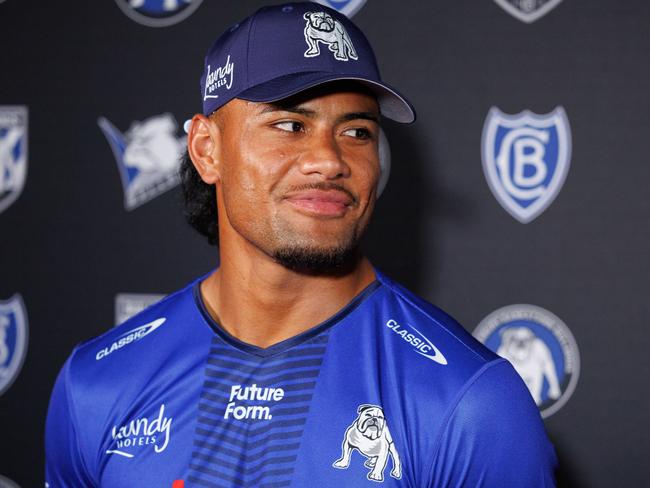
[473,304,580,418]
[333,404,402,482]
[481,106,571,223]
[98,114,185,210]
[493,0,563,23]
[0,294,28,397]
[0,106,28,215]
[114,0,204,28]
[314,0,367,18]
[304,11,358,61]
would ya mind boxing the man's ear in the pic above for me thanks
[187,114,221,184]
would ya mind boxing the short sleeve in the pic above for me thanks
[45,354,95,487]
[429,359,557,488]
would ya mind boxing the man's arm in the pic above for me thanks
[429,359,557,487]
[45,354,95,487]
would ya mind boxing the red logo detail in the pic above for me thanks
[172,481,184,488]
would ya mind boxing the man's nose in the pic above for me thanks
[298,132,351,179]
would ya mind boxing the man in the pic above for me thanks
[46,2,557,487]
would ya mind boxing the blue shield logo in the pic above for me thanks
[314,0,367,17]
[474,304,580,418]
[0,106,28,215]
[114,0,204,27]
[0,294,28,396]
[98,114,186,210]
[482,106,571,223]
[493,0,563,24]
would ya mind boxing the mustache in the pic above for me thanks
[284,182,357,204]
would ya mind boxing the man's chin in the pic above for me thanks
[272,245,360,276]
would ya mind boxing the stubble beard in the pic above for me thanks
[270,221,363,276]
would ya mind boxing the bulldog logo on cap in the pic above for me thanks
[303,11,358,61]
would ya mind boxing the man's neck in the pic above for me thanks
[200,251,376,349]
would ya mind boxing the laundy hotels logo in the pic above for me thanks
[473,304,580,418]
[481,106,571,223]
[107,404,173,458]
[114,0,204,27]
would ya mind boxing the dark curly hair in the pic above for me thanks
[179,149,218,245]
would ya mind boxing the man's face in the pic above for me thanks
[213,85,381,272]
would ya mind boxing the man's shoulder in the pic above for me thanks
[61,276,211,402]
[70,278,199,365]
[373,271,499,371]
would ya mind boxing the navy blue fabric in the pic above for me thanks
[45,270,556,487]
[199,2,415,123]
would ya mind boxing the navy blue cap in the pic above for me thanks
[200,2,415,123]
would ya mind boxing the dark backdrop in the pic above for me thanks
[0,1,648,487]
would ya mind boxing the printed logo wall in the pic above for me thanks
[314,0,367,17]
[0,295,28,397]
[481,107,571,223]
[473,304,580,418]
[493,0,564,23]
[98,114,186,210]
[115,293,165,325]
[0,106,28,215]
[114,0,204,27]
[0,474,20,488]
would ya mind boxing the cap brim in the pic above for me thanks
[238,72,416,124]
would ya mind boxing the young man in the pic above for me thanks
[46,3,557,487]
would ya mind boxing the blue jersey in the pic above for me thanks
[46,270,557,487]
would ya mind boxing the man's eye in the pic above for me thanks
[343,127,372,139]
[274,121,303,132]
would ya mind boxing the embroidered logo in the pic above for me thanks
[303,11,358,61]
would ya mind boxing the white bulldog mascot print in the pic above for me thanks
[497,327,562,405]
[303,11,358,61]
[333,404,402,482]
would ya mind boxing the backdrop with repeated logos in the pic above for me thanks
[0,1,648,487]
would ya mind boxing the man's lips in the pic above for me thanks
[283,189,354,217]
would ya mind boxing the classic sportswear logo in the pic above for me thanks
[107,404,173,458]
[96,318,166,360]
[224,384,285,420]
[203,55,235,100]
[386,319,447,365]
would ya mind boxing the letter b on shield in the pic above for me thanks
[481,107,571,223]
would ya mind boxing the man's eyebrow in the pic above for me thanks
[339,112,380,124]
[259,104,316,116]
[258,104,380,123]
